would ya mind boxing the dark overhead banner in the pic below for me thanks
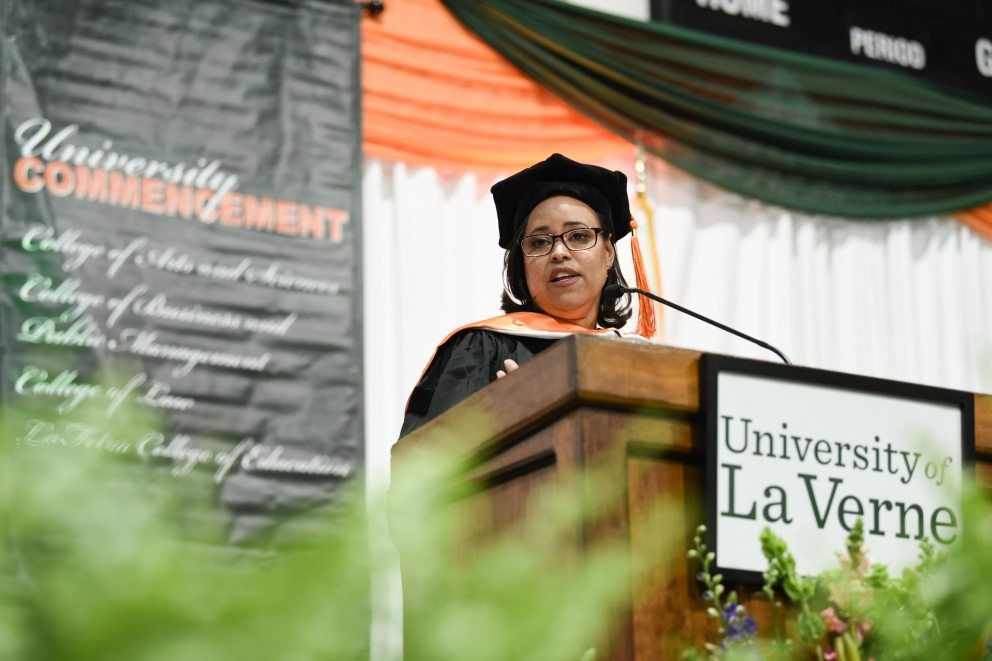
[0,0,363,544]
[651,0,992,99]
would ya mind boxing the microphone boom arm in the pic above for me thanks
[609,284,792,365]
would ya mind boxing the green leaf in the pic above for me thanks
[797,609,826,643]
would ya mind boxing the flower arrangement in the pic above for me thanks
[686,515,992,661]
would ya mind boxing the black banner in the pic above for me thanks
[1,0,363,544]
[651,0,992,99]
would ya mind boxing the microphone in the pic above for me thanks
[604,284,792,365]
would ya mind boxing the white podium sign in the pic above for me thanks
[703,356,973,580]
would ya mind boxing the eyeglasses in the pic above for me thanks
[520,227,604,257]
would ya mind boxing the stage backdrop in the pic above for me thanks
[0,0,363,544]
[651,0,992,99]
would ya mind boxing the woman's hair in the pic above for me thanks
[499,214,633,329]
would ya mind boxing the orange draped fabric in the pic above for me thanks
[361,0,627,170]
[953,206,992,241]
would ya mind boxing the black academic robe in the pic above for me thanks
[399,312,627,437]
[400,329,556,436]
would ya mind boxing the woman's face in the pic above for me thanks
[522,195,615,329]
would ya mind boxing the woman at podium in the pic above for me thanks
[400,153,655,436]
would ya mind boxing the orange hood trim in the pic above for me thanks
[436,311,619,345]
[405,312,647,413]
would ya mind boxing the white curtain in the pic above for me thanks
[362,156,992,488]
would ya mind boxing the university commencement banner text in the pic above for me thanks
[0,0,363,544]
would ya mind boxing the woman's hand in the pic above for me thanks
[495,358,519,379]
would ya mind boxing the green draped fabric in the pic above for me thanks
[441,0,992,219]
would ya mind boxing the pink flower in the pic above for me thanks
[821,607,848,634]
[823,650,837,661]
[856,619,873,643]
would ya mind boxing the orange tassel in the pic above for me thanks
[629,217,656,339]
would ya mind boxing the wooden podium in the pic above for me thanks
[392,335,992,660]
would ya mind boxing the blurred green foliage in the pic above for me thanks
[1,403,373,660]
[4,392,988,661]
[0,401,643,661]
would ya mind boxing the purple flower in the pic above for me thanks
[720,600,757,646]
